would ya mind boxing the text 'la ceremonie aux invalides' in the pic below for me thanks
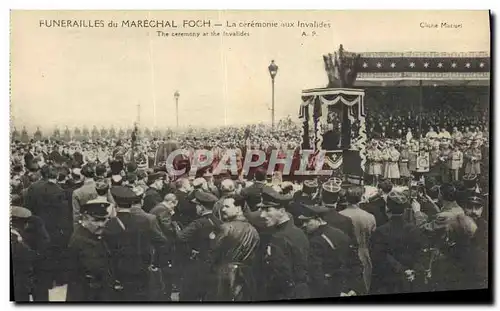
[39,19,332,29]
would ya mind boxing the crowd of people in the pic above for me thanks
[10,104,489,301]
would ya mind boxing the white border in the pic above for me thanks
[3,1,498,310]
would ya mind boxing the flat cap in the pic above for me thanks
[192,190,218,206]
[296,203,331,220]
[11,206,32,219]
[147,171,167,185]
[81,198,111,219]
[111,185,141,206]
[257,187,292,209]
[467,195,484,206]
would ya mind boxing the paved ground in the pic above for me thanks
[45,285,180,302]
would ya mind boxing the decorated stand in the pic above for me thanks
[300,88,367,184]
[299,45,367,185]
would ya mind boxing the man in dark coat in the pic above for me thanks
[240,168,268,212]
[105,186,170,301]
[66,198,117,301]
[319,180,356,244]
[172,177,197,228]
[370,191,428,294]
[293,202,364,298]
[361,179,392,228]
[142,172,166,213]
[11,206,42,302]
[258,187,310,300]
[463,195,488,289]
[174,191,221,301]
[24,164,71,299]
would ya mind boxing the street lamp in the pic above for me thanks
[174,90,180,128]
[268,60,278,130]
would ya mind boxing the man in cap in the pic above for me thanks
[174,191,220,301]
[258,187,310,300]
[464,140,482,177]
[105,186,170,301]
[66,198,116,301]
[319,180,356,243]
[72,164,115,227]
[339,186,377,293]
[11,206,37,301]
[241,167,269,212]
[288,179,318,224]
[370,191,428,294]
[462,195,488,290]
[143,171,167,213]
[294,202,364,298]
[449,144,463,182]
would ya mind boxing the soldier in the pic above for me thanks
[319,180,356,242]
[288,179,318,221]
[258,187,310,300]
[384,142,400,185]
[174,191,220,301]
[399,143,411,185]
[449,144,463,182]
[463,196,488,289]
[21,126,29,143]
[143,172,167,213]
[438,141,452,183]
[11,206,37,302]
[66,198,117,301]
[465,141,482,177]
[370,191,428,294]
[34,127,43,141]
[294,202,364,298]
[106,186,170,301]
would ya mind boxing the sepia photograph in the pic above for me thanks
[9,10,491,303]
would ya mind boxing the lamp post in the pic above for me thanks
[174,90,180,128]
[268,60,278,130]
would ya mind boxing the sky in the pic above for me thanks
[11,10,490,132]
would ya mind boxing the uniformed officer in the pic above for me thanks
[258,187,310,300]
[463,196,488,289]
[105,186,170,301]
[294,202,364,298]
[11,206,37,302]
[66,198,116,301]
[319,180,357,245]
[174,191,220,301]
